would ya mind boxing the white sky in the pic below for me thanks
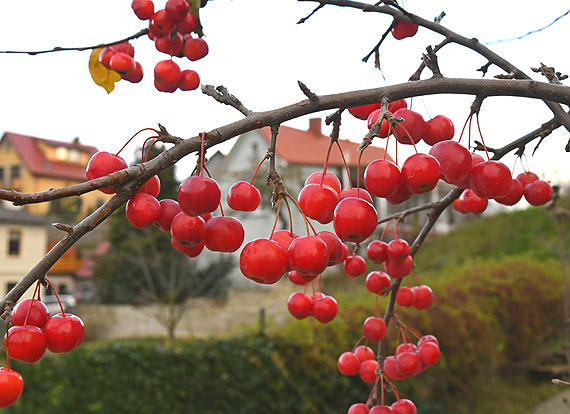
[0,0,569,183]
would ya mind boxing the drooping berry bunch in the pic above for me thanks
[98,0,207,92]
[0,280,85,408]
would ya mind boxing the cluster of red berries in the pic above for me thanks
[349,399,417,414]
[85,144,251,260]
[99,0,207,92]
[367,238,414,280]
[349,99,553,212]
[383,335,441,381]
[0,287,85,408]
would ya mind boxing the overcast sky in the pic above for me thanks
[0,0,569,183]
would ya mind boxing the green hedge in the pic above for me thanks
[4,256,566,413]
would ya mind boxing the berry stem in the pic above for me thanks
[249,154,270,185]
[115,128,160,157]
[200,132,206,176]
[351,336,367,353]
[269,198,283,239]
[335,141,352,188]
[320,140,335,185]
[23,281,41,326]
[475,113,491,161]
[457,114,471,145]
[46,278,66,316]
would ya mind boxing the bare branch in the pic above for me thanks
[201,84,253,116]
[0,29,149,55]
[298,81,319,101]
[297,2,325,24]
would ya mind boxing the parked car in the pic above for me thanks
[43,294,78,316]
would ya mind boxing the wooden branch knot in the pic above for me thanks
[422,45,443,78]
[298,81,318,101]
[53,223,74,233]
[532,63,566,84]
[269,171,288,208]
[1,301,14,321]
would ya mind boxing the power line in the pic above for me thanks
[484,7,570,45]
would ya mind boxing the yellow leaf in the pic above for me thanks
[89,48,122,94]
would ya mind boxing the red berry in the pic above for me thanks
[11,298,50,328]
[132,0,154,20]
[4,326,46,363]
[333,197,378,243]
[363,316,387,342]
[183,36,209,61]
[150,10,175,37]
[155,32,184,56]
[523,180,553,206]
[385,255,414,279]
[288,235,329,276]
[395,286,415,307]
[312,295,338,323]
[288,270,310,285]
[367,109,390,137]
[393,109,425,145]
[270,230,299,271]
[298,183,339,224]
[204,216,245,253]
[516,171,540,187]
[401,153,441,194]
[391,399,417,414]
[388,100,407,112]
[367,241,388,264]
[494,177,524,206]
[165,0,189,22]
[177,12,199,34]
[121,61,144,83]
[287,292,312,319]
[412,285,434,310]
[391,20,418,39]
[154,199,181,233]
[172,238,204,257]
[154,60,182,88]
[364,159,401,198]
[0,368,24,408]
[126,193,161,228]
[344,255,367,277]
[109,52,136,75]
[43,313,85,353]
[178,69,200,91]
[136,175,161,197]
[349,103,382,120]
[370,405,394,414]
[305,172,342,194]
[383,355,405,381]
[422,115,455,146]
[178,175,221,216]
[396,351,422,376]
[354,345,375,363]
[460,189,488,214]
[240,238,287,284]
[387,239,410,263]
[359,359,378,383]
[99,47,116,68]
[85,151,128,194]
[170,212,206,246]
[348,403,370,414]
[338,351,360,375]
[428,141,472,186]
[227,181,261,211]
[470,160,512,199]
[317,231,344,266]
[339,187,374,204]
[386,176,413,205]
[418,342,441,366]
[365,271,391,294]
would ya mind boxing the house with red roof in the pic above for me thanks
[0,132,111,216]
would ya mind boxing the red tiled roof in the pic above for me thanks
[258,119,393,167]
[2,132,98,181]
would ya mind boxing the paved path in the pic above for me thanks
[529,391,570,414]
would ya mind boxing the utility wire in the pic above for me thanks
[484,7,570,45]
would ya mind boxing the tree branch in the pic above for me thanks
[0,29,149,55]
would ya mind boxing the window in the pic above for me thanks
[8,229,21,256]
[55,146,68,160]
[0,167,4,184]
[69,149,81,162]
[11,165,20,179]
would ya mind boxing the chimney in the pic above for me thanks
[308,118,321,135]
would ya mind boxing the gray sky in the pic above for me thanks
[0,0,568,183]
